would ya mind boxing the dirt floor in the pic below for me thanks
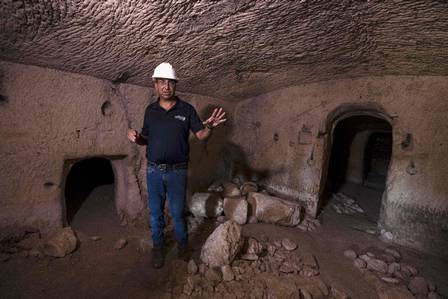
[1,183,447,299]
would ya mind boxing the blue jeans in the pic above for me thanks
[147,165,188,247]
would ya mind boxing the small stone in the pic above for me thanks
[381,276,400,284]
[408,276,428,296]
[273,240,282,248]
[279,261,295,273]
[366,251,375,258]
[379,253,395,263]
[241,253,258,261]
[267,244,277,256]
[296,223,308,232]
[300,266,319,277]
[281,238,297,251]
[90,236,101,241]
[205,267,222,285]
[43,227,78,258]
[221,265,234,281]
[388,262,401,275]
[114,238,127,250]
[367,259,388,273]
[187,259,198,274]
[384,247,401,259]
[301,253,318,269]
[343,249,357,260]
[247,216,258,224]
[359,254,372,262]
[245,237,263,255]
[199,263,207,274]
[353,258,367,269]
[401,263,418,277]
[331,287,349,299]
[381,231,394,242]
[137,236,153,253]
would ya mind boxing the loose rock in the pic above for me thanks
[367,259,388,273]
[281,238,297,251]
[343,249,357,260]
[205,267,222,285]
[408,276,428,296]
[43,227,78,258]
[381,276,400,284]
[384,247,401,259]
[221,265,235,281]
[354,258,367,269]
[90,236,101,241]
[187,259,198,274]
[200,220,243,267]
[114,238,128,250]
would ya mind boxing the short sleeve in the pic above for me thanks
[189,105,205,134]
[140,106,150,139]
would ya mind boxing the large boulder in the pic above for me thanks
[43,227,78,257]
[188,192,223,218]
[200,220,243,267]
[223,196,248,225]
[249,192,303,226]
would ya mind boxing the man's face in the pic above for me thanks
[153,78,176,101]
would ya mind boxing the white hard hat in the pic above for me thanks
[152,62,178,81]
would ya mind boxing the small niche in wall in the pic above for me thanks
[0,94,8,105]
[401,133,413,151]
[299,125,313,145]
[101,101,113,116]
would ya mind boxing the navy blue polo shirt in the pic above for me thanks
[141,97,204,164]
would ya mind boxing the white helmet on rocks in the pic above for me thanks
[152,62,177,81]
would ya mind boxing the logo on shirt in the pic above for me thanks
[174,115,186,122]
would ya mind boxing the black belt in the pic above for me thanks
[148,161,188,171]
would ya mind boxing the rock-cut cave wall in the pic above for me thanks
[0,60,233,233]
[231,76,448,256]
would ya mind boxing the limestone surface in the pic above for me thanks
[200,220,243,267]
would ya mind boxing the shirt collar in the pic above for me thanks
[150,96,182,111]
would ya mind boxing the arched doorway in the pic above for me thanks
[320,109,392,226]
[63,157,116,231]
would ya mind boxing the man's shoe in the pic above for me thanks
[152,246,164,269]
[177,245,189,261]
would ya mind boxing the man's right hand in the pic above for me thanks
[127,129,138,143]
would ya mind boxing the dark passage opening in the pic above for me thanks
[324,115,392,224]
[64,157,115,225]
[363,132,392,189]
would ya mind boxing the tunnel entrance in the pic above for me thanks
[323,115,392,225]
[64,157,117,231]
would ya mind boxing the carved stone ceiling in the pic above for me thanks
[1,0,447,101]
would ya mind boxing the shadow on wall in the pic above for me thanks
[188,104,272,195]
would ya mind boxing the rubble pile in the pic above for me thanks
[343,247,444,299]
[330,193,364,215]
[189,179,322,232]
[173,220,349,299]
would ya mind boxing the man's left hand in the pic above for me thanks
[203,107,226,129]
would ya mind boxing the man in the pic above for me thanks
[127,62,226,269]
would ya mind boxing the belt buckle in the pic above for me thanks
[158,164,167,171]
